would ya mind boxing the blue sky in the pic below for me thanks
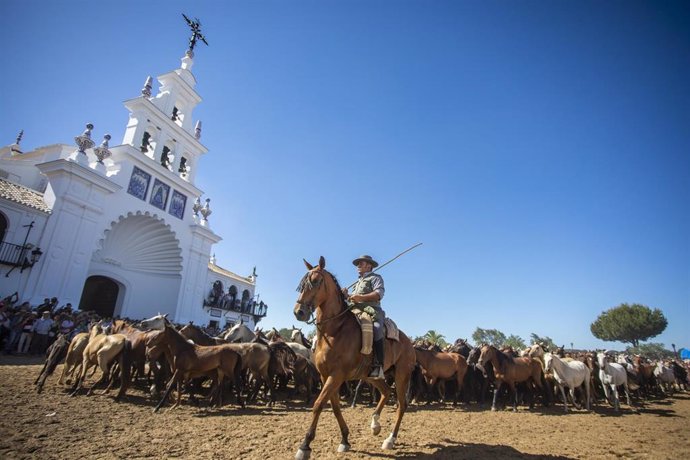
[1,1,688,350]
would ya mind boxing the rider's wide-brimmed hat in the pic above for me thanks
[352,255,379,268]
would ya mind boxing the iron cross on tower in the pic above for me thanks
[182,13,208,57]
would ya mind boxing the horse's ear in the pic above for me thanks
[303,259,313,270]
[318,256,325,269]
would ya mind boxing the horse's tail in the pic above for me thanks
[269,342,296,377]
[116,339,132,401]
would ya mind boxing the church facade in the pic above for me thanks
[0,50,267,331]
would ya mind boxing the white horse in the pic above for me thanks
[544,352,590,412]
[654,361,676,394]
[597,352,632,412]
[223,322,255,343]
[140,313,169,331]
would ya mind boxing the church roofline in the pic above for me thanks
[37,159,123,195]
[208,262,255,285]
[0,177,51,213]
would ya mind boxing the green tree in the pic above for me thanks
[472,327,507,347]
[590,303,668,347]
[625,342,674,360]
[529,333,557,351]
[277,327,293,340]
[504,334,526,350]
[423,330,448,348]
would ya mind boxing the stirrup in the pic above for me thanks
[368,365,384,379]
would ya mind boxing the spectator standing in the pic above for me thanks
[3,307,23,354]
[17,312,36,354]
[36,298,51,315]
[31,311,54,354]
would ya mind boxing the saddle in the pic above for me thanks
[352,308,400,355]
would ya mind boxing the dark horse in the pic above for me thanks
[293,257,416,459]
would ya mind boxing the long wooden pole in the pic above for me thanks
[346,242,423,290]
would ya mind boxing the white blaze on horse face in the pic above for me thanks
[141,314,167,331]
[544,353,552,372]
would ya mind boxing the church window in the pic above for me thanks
[178,157,187,174]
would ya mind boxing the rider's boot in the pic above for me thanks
[369,339,385,379]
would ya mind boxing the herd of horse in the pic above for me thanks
[30,257,690,459]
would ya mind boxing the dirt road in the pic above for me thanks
[1,355,688,459]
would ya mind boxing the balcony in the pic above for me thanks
[203,297,267,318]
[0,240,43,275]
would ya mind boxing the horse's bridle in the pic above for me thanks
[296,269,353,329]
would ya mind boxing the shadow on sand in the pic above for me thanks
[359,440,574,459]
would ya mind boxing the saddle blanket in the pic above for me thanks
[352,309,400,355]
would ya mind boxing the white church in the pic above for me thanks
[0,33,267,331]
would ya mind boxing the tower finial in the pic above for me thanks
[194,120,202,140]
[15,130,23,146]
[182,14,209,58]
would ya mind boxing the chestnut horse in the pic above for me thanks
[479,344,545,411]
[293,257,415,459]
[414,347,468,406]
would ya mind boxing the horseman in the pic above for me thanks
[342,255,386,379]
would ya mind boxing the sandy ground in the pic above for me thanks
[1,355,688,459]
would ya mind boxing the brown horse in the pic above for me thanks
[293,257,416,459]
[179,323,227,346]
[479,344,545,411]
[414,347,468,406]
[147,319,244,412]
[112,320,160,383]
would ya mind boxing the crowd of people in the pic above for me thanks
[0,293,100,356]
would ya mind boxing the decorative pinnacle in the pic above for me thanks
[74,123,95,153]
[192,197,202,217]
[16,130,24,145]
[200,198,212,221]
[194,120,202,140]
[141,76,153,97]
[93,134,112,163]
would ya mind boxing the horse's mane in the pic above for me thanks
[183,323,215,339]
[488,345,513,373]
[297,268,347,308]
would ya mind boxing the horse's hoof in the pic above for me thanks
[382,434,396,450]
[490,406,497,412]
[371,413,381,435]
[295,448,311,460]
[337,443,350,453]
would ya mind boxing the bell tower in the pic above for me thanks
[121,48,206,185]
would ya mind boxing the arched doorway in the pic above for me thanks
[79,276,120,318]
